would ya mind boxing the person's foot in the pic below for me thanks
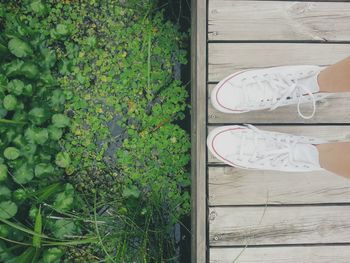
[207,125,326,172]
[211,65,332,119]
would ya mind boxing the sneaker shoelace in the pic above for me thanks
[240,71,320,119]
[238,125,314,169]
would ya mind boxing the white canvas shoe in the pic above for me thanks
[211,65,333,119]
[207,125,326,172]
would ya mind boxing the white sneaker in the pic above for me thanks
[211,65,332,119]
[207,125,326,172]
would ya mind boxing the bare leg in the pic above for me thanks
[318,57,350,93]
[317,142,350,179]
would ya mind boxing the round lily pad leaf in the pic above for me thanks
[7,79,24,95]
[3,95,17,110]
[55,152,71,168]
[35,163,55,178]
[13,163,34,184]
[52,114,70,128]
[4,147,20,160]
[20,62,39,79]
[8,38,33,58]
[0,201,18,219]
[48,126,63,141]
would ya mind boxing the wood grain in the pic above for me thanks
[210,246,350,263]
[208,1,350,41]
[208,125,350,164]
[209,206,350,246]
[208,43,350,82]
[209,166,350,205]
[208,84,350,123]
[191,0,207,262]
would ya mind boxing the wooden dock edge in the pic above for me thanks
[191,0,207,262]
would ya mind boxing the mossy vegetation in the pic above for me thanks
[0,0,190,262]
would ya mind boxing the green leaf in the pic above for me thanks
[53,184,74,211]
[50,90,65,109]
[0,164,7,182]
[34,129,48,145]
[30,0,47,15]
[58,59,72,75]
[48,126,62,141]
[23,84,33,96]
[40,47,56,69]
[52,114,70,128]
[55,152,70,168]
[7,79,24,95]
[20,62,39,79]
[55,24,69,36]
[42,248,63,263]
[35,163,54,178]
[3,95,17,110]
[3,59,24,77]
[28,108,48,125]
[122,185,140,199]
[0,201,17,219]
[51,220,77,239]
[24,128,36,143]
[13,163,34,184]
[8,38,33,58]
[32,207,42,248]
[40,70,56,85]
[0,186,11,200]
[4,147,20,160]
[24,127,43,145]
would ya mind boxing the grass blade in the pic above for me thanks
[33,206,42,248]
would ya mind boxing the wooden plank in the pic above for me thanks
[210,246,350,263]
[208,84,350,123]
[209,166,350,205]
[191,0,207,262]
[208,1,350,41]
[208,125,350,164]
[208,43,350,82]
[209,206,350,246]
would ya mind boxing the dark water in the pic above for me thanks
[158,0,192,262]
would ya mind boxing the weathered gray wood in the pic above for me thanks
[208,125,350,163]
[208,84,350,123]
[208,43,350,82]
[208,1,350,41]
[210,246,350,263]
[209,166,350,206]
[191,0,207,262]
[209,206,350,246]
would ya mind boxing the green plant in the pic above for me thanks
[0,3,97,262]
[0,0,191,261]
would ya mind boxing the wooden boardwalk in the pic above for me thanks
[191,0,350,262]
